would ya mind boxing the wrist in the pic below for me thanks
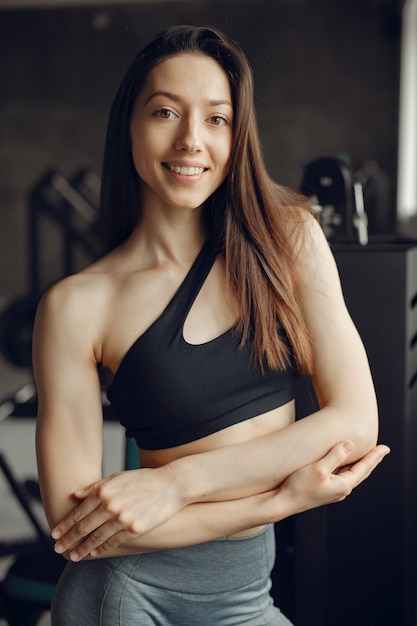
[167,455,206,506]
[257,486,302,524]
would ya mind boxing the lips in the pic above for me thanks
[164,163,206,176]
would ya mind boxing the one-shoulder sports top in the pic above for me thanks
[106,242,300,450]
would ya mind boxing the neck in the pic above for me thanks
[125,205,207,264]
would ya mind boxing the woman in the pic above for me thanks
[34,25,389,625]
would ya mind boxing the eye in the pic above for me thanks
[154,108,176,120]
[209,115,228,127]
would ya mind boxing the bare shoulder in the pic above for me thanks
[289,212,340,288]
[37,272,104,325]
[34,258,117,366]
[38,248,122,316]
[289,210,328,256]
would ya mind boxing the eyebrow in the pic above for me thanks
[145,91,232,108]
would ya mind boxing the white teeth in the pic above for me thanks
[169,165,205,175]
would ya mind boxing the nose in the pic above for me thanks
[175,115,203,153]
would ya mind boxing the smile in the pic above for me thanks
[165,164,206,176]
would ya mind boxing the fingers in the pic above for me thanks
[53,500,113,557]
[275,442,390,518]
[326,443,390,504]
[73,482,96,497]
[312,440,356,477]
[51,487,100,541]
[53,514,104,557]
[51,478,144,561]
[89,529,136,559]
[54,506,132,561]
[315,441,390,479]
[341,444,390,487]
[310,442,390,504]
[69,522,128,562]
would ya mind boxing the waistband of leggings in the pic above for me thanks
[116,524,276,594]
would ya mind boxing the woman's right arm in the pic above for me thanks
[33,276,105,529]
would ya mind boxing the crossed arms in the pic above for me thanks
[34,218,389,561]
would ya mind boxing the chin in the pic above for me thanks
[169,196,208,211]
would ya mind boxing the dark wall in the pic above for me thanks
[0,0,401,299]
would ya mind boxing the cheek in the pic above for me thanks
[130,151,151,188]
[222,134,233,167]
[131,134,153,173]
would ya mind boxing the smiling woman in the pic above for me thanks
[129,53,233,213]
[33,24,388,626]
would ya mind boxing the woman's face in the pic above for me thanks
[130,53,233,215]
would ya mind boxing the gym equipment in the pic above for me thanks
[301,155,368,245]
[0,168,101,369]
[0,298,37,370]
[28,168,100,302]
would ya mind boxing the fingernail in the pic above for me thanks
[343,441,354,453]
[70,551,79,562]
[90,549,98,557]
[54,543,64,554]
[51,529,61,540]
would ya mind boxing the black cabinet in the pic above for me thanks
[326,241,417,626]
[274,241,417,626]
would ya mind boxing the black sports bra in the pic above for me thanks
[106,242,300,449]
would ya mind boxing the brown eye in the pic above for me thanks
[210,116,227,127]
[155,109,175,119]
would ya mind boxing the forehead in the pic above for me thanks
[141,53,232,102]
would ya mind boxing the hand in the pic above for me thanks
[51,464,185,562]
[270,441,390,516]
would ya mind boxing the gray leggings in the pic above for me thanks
[51,524,293,625]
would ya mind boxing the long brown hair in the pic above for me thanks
[100,25,314,375]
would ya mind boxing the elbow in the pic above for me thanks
[324,392,379,458]
[40,503,65,533]
[358,417,378,453]
[350,398,379,455]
